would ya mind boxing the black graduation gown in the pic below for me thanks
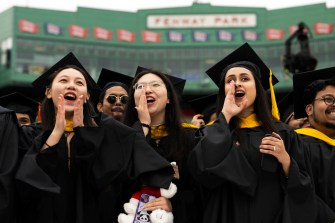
[298,133,335,222]
[0,107,19,223]
[18,124,42,162]
[15,116,174,223]
[188,113,316,223]
[132,121,204,223]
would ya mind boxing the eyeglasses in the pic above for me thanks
[106,95,129,104]
[133,81,165,90]
[314,95,335,106]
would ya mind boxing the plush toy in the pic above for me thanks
[118,183,177,223]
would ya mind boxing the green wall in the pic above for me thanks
[0,3,334,95]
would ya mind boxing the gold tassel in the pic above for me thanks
[269,70,280,120]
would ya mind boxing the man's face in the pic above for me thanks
[306,85,335,135]
[97,86,128,121]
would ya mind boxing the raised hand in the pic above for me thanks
[42,94,66,150]
[221,81,248,123]
[135,89,151,125]
[191,114,205,127]
[54,94,66,134]
[73,95,84,128]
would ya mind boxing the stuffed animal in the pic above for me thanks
[118,183,177,223]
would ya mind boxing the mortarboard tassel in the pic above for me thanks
[269,70,280,120]
[37,102,42,123]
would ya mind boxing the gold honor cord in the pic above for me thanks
[269,69,280,121]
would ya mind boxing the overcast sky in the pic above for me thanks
[0,0,334,13]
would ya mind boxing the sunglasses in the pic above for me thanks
[106,95,129,104]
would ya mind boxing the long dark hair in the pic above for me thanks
[123,70,188,166]
[41,65,96,131]
[215,61,277,133]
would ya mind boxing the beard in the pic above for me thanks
[313,112,335,130]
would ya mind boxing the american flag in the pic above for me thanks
[167,31,184,42]
[94,27,112,40]
[19,20,39,33]
[314,22,333,35]
[217,30,233,41]
[266,28,285,40]
[193,31,208,42]
[69,25,88,38]
[242,30,258,41]
[142,30,161,43]
[44,23,62,36]
[117,29,135,42]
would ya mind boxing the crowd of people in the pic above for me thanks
[0,42,334,223]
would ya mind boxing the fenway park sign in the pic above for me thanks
[147,14,257,29]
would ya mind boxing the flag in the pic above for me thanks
[94,27,112,40]
[142,30,161,43]
[242,30,258,41]
[69,24,88,38]
[289,25,298,34]
[314,22,333,35]
[117,29,135,42]
[192,31,208,42]
[167,31,184,42]
[19,19,39,33]
[217,30,233,41]
[44,23,62,36]
[266,28,285,40]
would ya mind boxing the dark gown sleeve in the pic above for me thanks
[299,135,335,222]
[187,113,258,196]
[188,113,317,223]
[88,116,174,190]
[18,125,42,162]
[15,131,61,194]
[0,108,19,223]
[170,127,204,223]
[279,128,317,223]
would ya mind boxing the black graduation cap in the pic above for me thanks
[293,66,335,119]
[205,42,279,90]
[188,93,217,114]
[135,66,186,96]
[278,92,294,123]
[97,68,133,90]
[32,52,99,91]
[188,93,218,123]
[0,92,39,121]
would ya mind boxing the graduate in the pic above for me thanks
[95,68,133,122]
[293,67,335,222]
[187,43,316,223]
[15,52,174,223]
[123,66,203,223]
[0,92,42,161]
[277,91,309,129]
[0,92,39,126]
[95,68,133,223]
[0,106,19,223]
[188,93,218,127]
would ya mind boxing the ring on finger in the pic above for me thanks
[273,146,276,151]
